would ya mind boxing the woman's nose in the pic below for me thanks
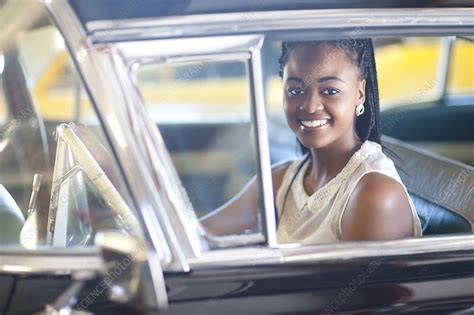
[300,92,324,113]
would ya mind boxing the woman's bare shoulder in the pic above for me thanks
[341,172,414,241]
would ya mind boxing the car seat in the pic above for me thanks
[382,136,473,235]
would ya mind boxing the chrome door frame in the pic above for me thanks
[85,8,474,42]
[115,34,277,248]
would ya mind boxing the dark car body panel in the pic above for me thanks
[0,275,14,315]
[3,249,474,314]
[165,251,474,314]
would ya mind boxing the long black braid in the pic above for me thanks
[278,39,382,154]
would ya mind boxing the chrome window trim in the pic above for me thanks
[0,248,103,275]
[86,8,474,43]
[135,53,252,69]
[116,35,262,60]
[111,51,205,257]
[118,35,277,249]
[188,234,474,268]
[248,43,278,247]
[43,0,182,271]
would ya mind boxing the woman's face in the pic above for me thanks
[283,43,366,150]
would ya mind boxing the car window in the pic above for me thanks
[138,61,250,123]
[0,3,141,249]
[135,58,264,243]
[263,35,472,244]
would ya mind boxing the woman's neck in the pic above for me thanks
[306,135,363,189]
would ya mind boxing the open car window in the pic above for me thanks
[0,3,141,250]
[263,36,473,242]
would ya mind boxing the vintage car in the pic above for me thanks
[0,0,473,314]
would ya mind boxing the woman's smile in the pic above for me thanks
[299,118,331,130]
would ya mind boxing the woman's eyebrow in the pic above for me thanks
[285,77,305,84]
[318,76,346,84]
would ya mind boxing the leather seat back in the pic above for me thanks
[382,136,473,235]
[409,193,471,235]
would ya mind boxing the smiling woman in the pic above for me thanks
[201,39,423,244]
[277,39,422,243]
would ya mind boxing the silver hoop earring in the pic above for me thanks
[356,103,365,116]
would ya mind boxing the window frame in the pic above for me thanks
[117,34,277,248]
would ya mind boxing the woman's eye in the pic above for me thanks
[288,87,305,96]
[321,88,340,95]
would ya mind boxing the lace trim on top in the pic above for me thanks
[293,141,375,213]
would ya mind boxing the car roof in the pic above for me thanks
[69,0,473,25]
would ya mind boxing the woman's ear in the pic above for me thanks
[357,79,366,105]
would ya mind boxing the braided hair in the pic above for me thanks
[278,39,381,154]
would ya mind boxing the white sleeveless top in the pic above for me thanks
[275,141,423,244]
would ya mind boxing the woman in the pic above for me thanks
[200,39,422,243]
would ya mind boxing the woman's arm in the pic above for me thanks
[199,161,291,236]
[341,172,414,241]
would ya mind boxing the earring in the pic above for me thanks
[356,103,365,116]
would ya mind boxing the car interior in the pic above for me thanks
[383,136,473,234]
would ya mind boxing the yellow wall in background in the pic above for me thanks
[376,40,440,108]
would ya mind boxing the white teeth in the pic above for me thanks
[301,119,328,128]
